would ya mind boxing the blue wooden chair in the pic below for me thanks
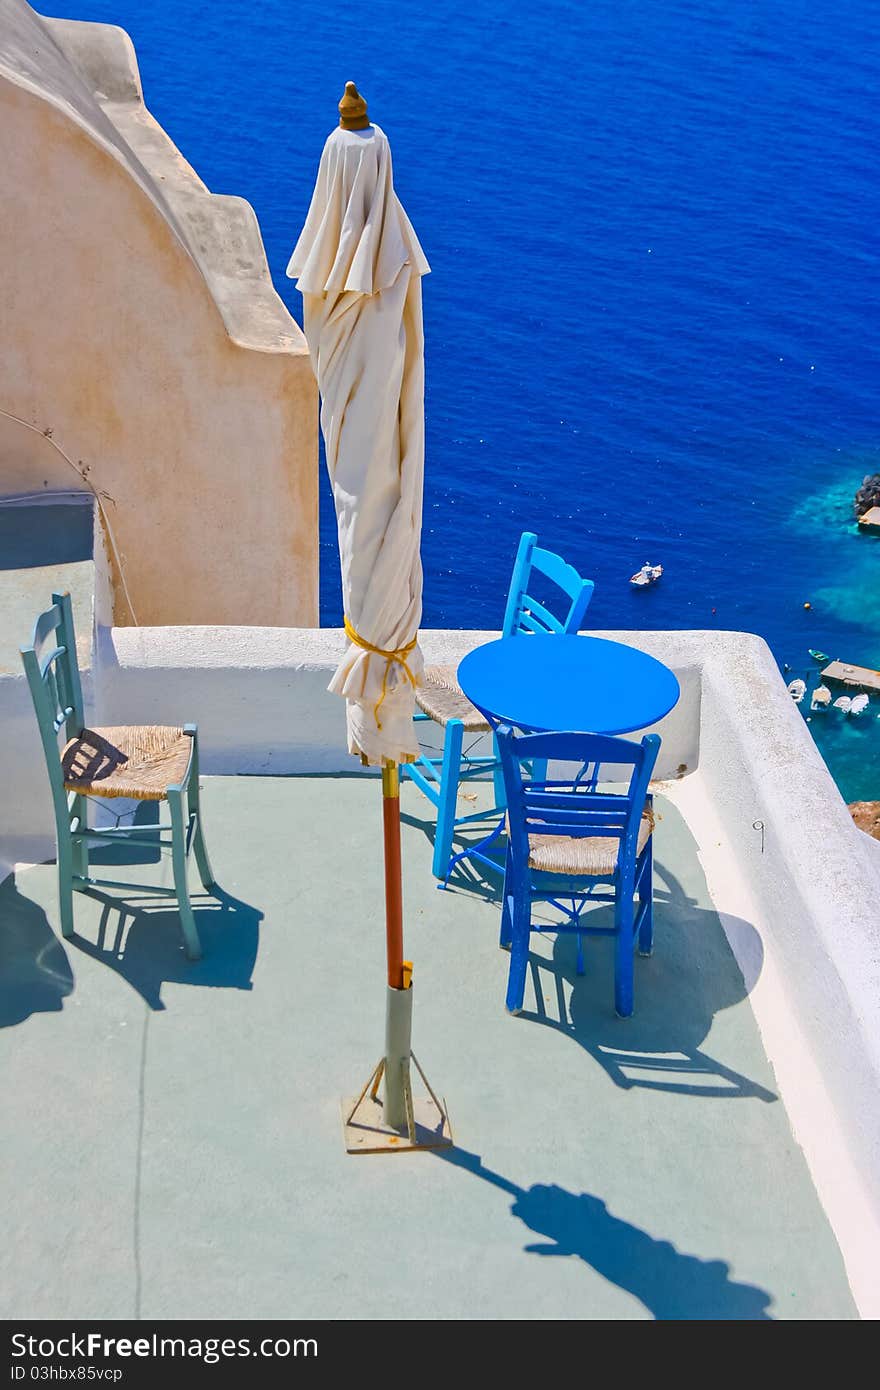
[405,532,594,880]
[496,725,660,1018]
[20,591,215,960]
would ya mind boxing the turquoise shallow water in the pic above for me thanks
[40,0,880,800]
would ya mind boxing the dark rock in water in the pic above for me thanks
[855,473,880,517]
[849,801,880,841]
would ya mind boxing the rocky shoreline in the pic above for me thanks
[854,473,880,516]
[849,801,880,841]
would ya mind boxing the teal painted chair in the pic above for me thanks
[20,591,215,960]
[405,532,595,880]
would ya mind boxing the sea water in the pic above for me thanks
[40,0,880,800]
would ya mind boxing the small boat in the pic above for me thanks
[630,562,663,588]
[810,684,832,710]
[809,648,830,664]
[849,693,870,716]
[833,695,852,713]
[787,678,806,703]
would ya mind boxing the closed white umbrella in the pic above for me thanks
[288,83,428,767]
[288,84,450,1152]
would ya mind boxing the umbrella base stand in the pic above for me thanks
[342,985,452,1154]
[342,1056,452,1154]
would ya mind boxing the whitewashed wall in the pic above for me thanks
[0,2,317,626]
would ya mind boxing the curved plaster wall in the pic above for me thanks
[0,0,317,625]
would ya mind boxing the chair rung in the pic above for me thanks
[525,791,628,813]
[454,807,504,826]
[527,919,617,937]
[75,875,179,896]
[403,761,442,806]
[78,825,173,839]
[522,811,625,828]
[459,757,500,774]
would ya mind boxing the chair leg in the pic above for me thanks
[56,829,75,940]
[186,735,215,892]
[70,794,88,884]
[505,891,531,1015]
[499,845,514,948]
[491,732,507,810]
[432,718,464,880]
[614,888,635,1019]
[638,838,654,957]
[168,788,202,961]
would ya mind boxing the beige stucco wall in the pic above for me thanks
[0,1,317,624]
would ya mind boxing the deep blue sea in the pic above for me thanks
[43,0,880,800]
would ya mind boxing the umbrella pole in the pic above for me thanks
[341,759,452,1152]
[381,761,405,990]
[382,761,411,1129]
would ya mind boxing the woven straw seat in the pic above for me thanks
[527,808,654,877]
[415,664,491,732]
[62,726,192,802]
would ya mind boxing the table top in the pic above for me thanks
[457,634,680,736]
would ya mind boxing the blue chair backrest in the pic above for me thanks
[497,726,660,874]
[501,532,594,638]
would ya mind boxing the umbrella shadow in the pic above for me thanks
[437,1146,774,1320]
[0,874,74,1027]
[68,882,263,1010]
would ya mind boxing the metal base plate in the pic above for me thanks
[342,1092,453,1154]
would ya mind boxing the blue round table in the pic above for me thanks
[457,634,680,734]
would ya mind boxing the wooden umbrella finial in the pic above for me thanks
[339,80,369,130]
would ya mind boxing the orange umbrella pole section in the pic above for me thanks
[341,762,451,1150]
[381,761,406,989]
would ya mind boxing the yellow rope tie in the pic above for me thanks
[344,615,418,730]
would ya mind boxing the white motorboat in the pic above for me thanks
[787,678,806,703]
[630,562,663,588]
[810,685,831,710]
[832,695,852,713]
[849,693,870,716]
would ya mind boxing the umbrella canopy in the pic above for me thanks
[287,98,430,765]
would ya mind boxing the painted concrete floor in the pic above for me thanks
[0,775,857,1320]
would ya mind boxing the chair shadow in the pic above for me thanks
[437,1146,774,1320]
[69,881,262,1011]
[412,792,777,1103]
[400,803,506,904]
[512,860,777,1103]
[0,874,74,1027]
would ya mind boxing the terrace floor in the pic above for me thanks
[0,774,857,1320]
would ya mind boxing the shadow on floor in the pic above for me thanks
[401,803,506,901]
[86,799,163,866]
[517,859,777,1102]
[0,875,74,1027]
[439,1146,774,1320]
[411,795,776,1101]
[70,883,263,1010]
